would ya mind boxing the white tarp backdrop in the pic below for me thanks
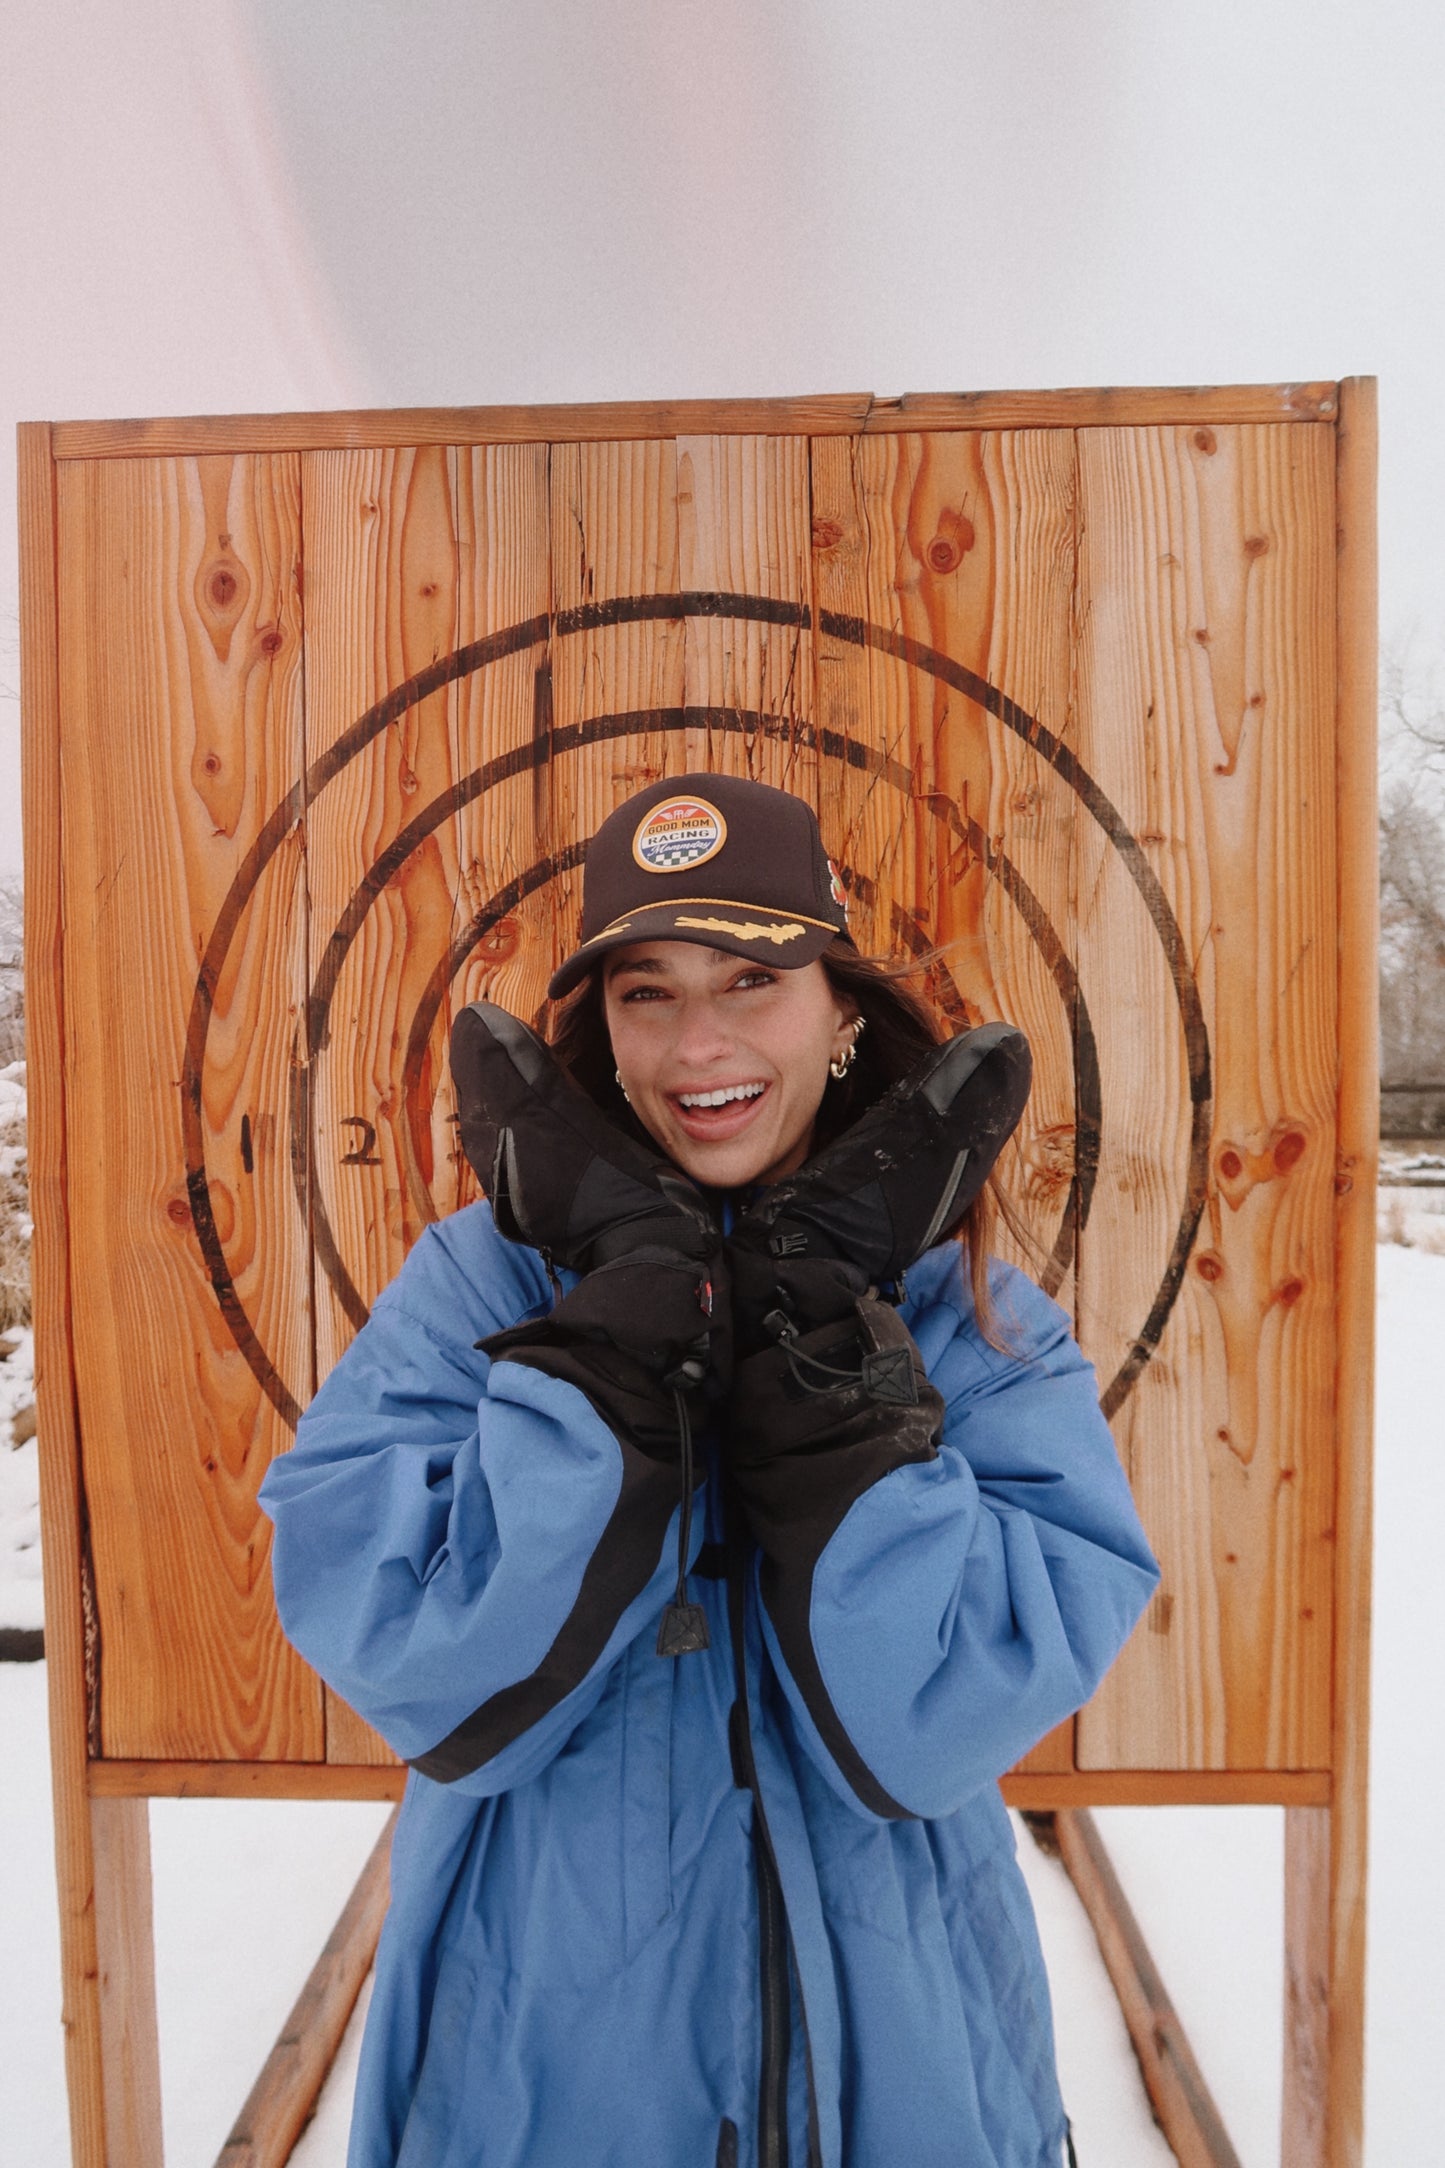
[5,0,1444,876]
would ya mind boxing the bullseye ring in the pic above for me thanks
[183,593,1211,1428]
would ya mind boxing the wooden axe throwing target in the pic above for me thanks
[21,387,1377,2168]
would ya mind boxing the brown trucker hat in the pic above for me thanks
[547,772,853,999]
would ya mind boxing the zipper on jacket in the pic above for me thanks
[724,1476,825,2168]
[726,1543,792,2168]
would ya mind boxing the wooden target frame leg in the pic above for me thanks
[1283,1800,1367,2166]
[1283,1806,1332,2162]
[90,1796,165,2163]
[1052,1808,1243,2168]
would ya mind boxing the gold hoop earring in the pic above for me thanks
[829,1018,865,1081]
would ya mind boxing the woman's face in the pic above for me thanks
[602,941,857,1189]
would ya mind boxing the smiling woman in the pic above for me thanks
[602,942,857,1188]
[259,769,1159,2168]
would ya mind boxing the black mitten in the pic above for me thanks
[725,1286,946,1816]
[453,1001,725,1654]
[726,1020,1032,1356]
[478,1247,723,1462]
[730,1283,942,1492]
[720,1023,1030,1811]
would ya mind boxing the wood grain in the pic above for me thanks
[20,420,110,2168]
[1072,424,1338,1773]
[675,433,815,787]
[1003,1769,1329,1808]
[1010,1719,1076,1779]
[1053,1808,1244,2167]
[427,443,552,1212]
[317,444,552,1767]
[543,436,686,994]
[91,1797,165,2166]
[1312,370,1378,2168]
[1283,1805,1331,2164]
[302,446,463,1381]
[80,1760,1328,1806]
[48,384,1340,462]
[809,430,1081,1302]
[298,444,470,1766]
[56,454,322,1762]
[215,1811,396,2168]
[90,1760,407,1800]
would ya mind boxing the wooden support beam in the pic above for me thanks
[19,418,113,2168]
[89,1760,407,1801]
[1295,371,1377,2168]
[1051,1808,1243,2168]
[1003,1769,1330,1810]
[1283,1806,1332,2161]
[91,1797,165,2165]
[46,381,1340,460]
[214,1809,397,2168]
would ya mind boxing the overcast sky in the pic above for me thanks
[3,0,1442,878]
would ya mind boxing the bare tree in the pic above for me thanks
[0,875,22,1069]
[1380,643,1445,1137]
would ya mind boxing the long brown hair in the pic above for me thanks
[545,938,1019,1351]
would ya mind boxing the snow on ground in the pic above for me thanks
[4,1244,1442,2166]
[0,1327,41,1637]
[1377,1142,1445,1255]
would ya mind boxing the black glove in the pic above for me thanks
[726,1019,1032,1356]
[452,1000,726,1653]
[728,1279,944,1568]
[719,1024,1031,1807]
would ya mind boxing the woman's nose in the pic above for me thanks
[671,996,734,1067]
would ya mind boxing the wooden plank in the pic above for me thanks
[810,429,1082,1303]
[1283,1805,1331,2163]
[47,384,1339,461]
[215,1810,396,2168]
[1073,424,1338,1772]
[312,441,553,1766]
[543,436,685,986]
[675,432,816,786]
[426,442,553,1211]
[1052,1808,1244,2168]
[91,1797,165,2167]
[1308,371,1378,2168]
[1010,1720,1077,1778]
[85,1761,1328,1804]
[1002,1768,1329,1808]
[90,1761,408,1800]
[56,454,322,1763]
[20,421,109,2168]
[298,443,471,1765]
[301,445,464,1375]
[868,384,1337,430]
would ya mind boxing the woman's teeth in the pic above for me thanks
[676,1083,765,1109]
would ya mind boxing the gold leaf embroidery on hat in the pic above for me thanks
[674,916,807,945]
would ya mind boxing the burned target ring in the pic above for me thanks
[183,593,1212,1430]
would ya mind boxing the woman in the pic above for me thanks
[260,772,1159,2168]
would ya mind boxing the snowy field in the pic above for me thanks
[2,1243,1440,2166]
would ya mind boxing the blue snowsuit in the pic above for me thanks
[259,1201,1158,2168]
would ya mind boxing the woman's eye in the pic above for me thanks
[619,984,667,1003]
[732,971,776,992]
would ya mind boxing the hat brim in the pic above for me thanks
[547,901,846,1000]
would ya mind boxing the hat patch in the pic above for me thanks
[827,858,849,920]
[633,796,727,873]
